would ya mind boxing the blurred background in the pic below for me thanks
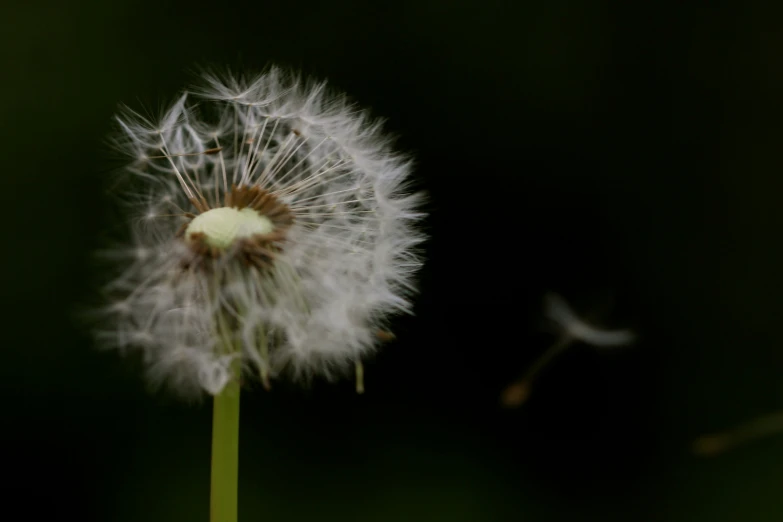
[2,0,783,520]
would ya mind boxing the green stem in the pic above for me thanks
[210,366,241,522]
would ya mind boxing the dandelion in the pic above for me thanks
[93,68,424,521]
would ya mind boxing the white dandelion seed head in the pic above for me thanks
[95,67,425,397]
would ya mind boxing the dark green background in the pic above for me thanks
[2,1,783,520]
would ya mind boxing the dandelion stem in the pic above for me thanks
[355,360,365,394]
[210,362,241,522]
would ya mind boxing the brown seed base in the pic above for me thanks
[178,184,294,271]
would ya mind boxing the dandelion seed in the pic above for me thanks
[500,292,634,407]
[544,292,635,348]
[693,410,783,456]
[94,67,425,397]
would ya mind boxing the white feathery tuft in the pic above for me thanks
[95,67,426,396]
[543,293,635,347]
